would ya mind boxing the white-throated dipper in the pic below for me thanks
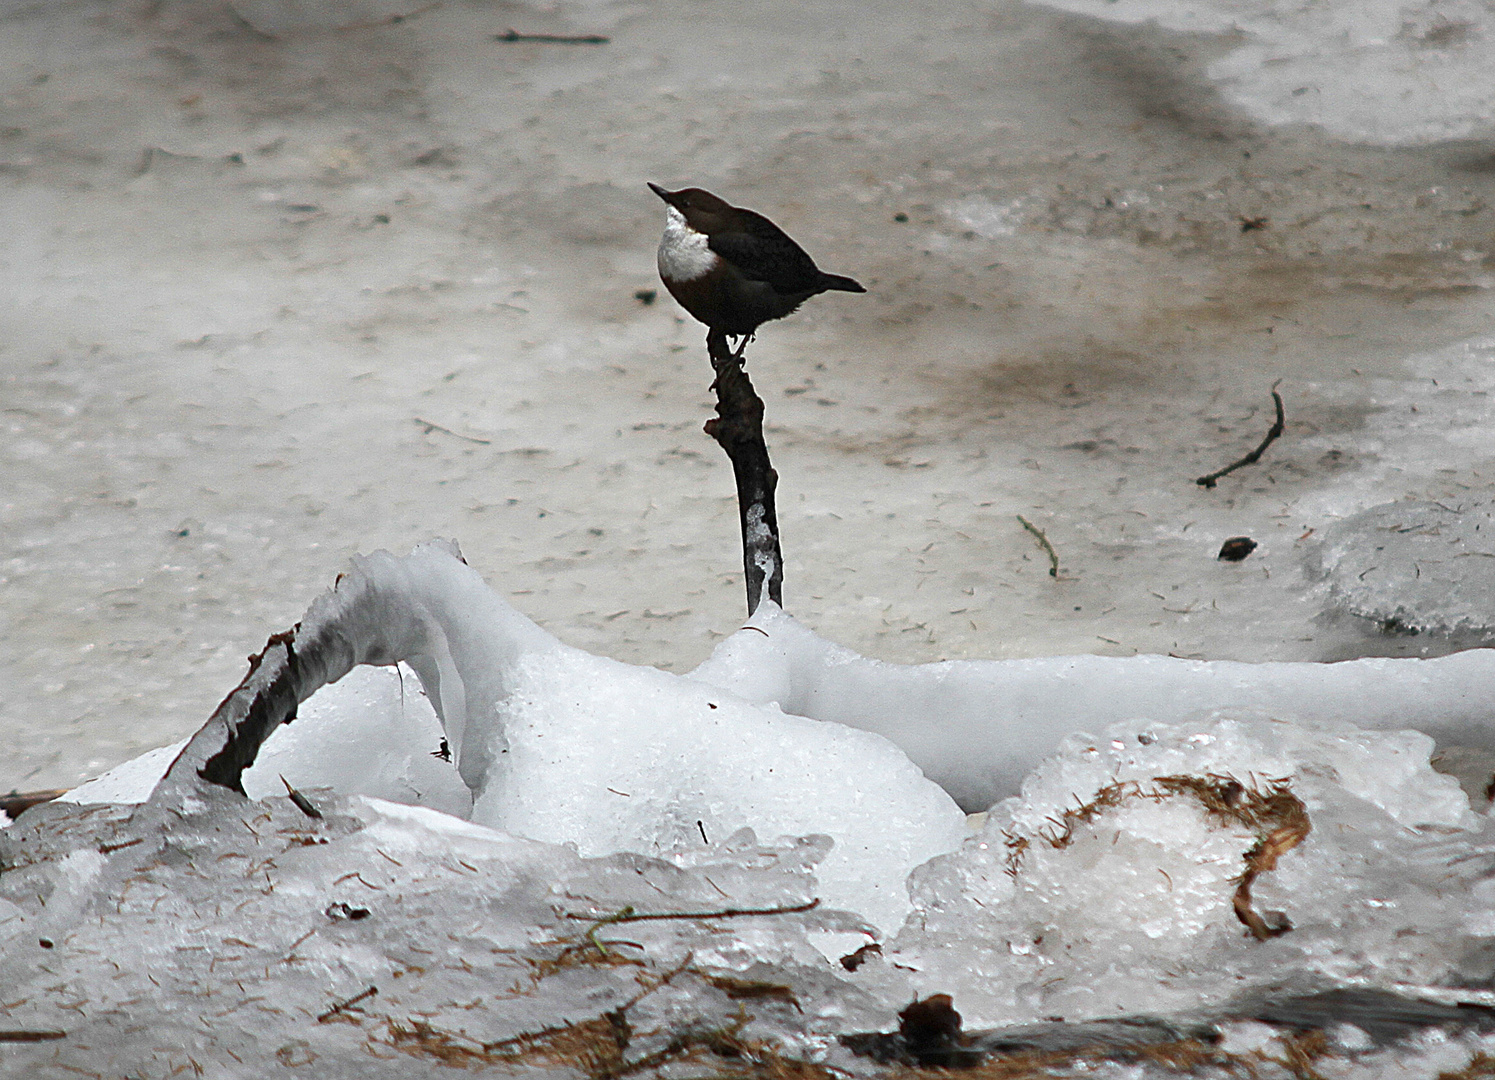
[648,183,865,354]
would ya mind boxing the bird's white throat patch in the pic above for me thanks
[657,205,717,282]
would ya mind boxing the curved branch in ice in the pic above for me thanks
[149,539,553,808]
[138,540,967,933]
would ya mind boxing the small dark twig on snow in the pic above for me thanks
[565,899,820,925]
[1017,515,1060,578]
[413,417,492,445]
[280,775,323,819]
[1197,383,1285,489]
[568,899,819,955]
[318,985,378,1023]
[494,28,609,44]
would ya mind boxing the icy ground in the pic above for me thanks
[9,0,1495,1074]
[10,541,1495,1077]
[8,0,1495,791]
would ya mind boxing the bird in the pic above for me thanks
[647,183,865,356]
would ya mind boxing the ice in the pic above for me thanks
[0,789,881,1079]
[63,543,967,934]
[60,665,471,815]
[1029,0,1495,145]
[1309,499,1495,637]
[12,675,1495,1075]
[240,665,472,817]
[884,712,1495,1029]
[694,599,1495,811]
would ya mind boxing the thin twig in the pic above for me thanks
[318,985,378,1023]
[0,1030,66,1042]
[565,899,819,924]
[98,837,145,854]
[280,776,322,820]
[334,1,440,31]
[568,900,818,956]
[0,789,67,821]
[1196,382,1285,489]
[1016,516,1059,578]
[413,417,492,445]
[494,28,610,44]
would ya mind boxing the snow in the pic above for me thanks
[695,600,1495,812]
[469,643,966,935]
[8,0,1495,1074]
[890,713,1490,1027]
[1030,0,1495,145]
[13,603,1495,1073]
[64,542,970,934]
[10,0,1495,796]
[65,665,472,815]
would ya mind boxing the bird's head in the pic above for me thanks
[648,183,737,234]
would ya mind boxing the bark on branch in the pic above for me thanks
[703,329,784,616]
[148,540,485,807]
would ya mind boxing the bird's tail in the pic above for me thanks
[819,273,866,293]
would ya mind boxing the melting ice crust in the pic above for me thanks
[17,540,1495,1075]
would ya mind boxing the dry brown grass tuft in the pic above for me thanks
[1003,772,1311,940]
[1260,1027,1331,1080]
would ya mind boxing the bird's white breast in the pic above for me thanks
[657,205,717,282]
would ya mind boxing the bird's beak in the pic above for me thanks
[647,182,682,208]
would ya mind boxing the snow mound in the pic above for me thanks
[695,601,1495,812]
[888,713,1493,1028]
[1308,500,1495,636]
[67,542,966,934]
[12,704,1495,1076]
[62,542,1495,934]
[473,645,966,935]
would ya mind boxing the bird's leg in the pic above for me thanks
[706,327,732,390]
[730,333,754,360]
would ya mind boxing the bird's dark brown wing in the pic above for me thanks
[707,210,827,295]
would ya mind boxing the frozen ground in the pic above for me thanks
[12,2,1495,1071]
[4,0,1495,795]
[10,540,1495,1077]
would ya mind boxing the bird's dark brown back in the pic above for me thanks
[707,209,828,295]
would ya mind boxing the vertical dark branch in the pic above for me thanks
[702,329,784,615]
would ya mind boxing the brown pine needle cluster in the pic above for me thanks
[1002,773,1311,940]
